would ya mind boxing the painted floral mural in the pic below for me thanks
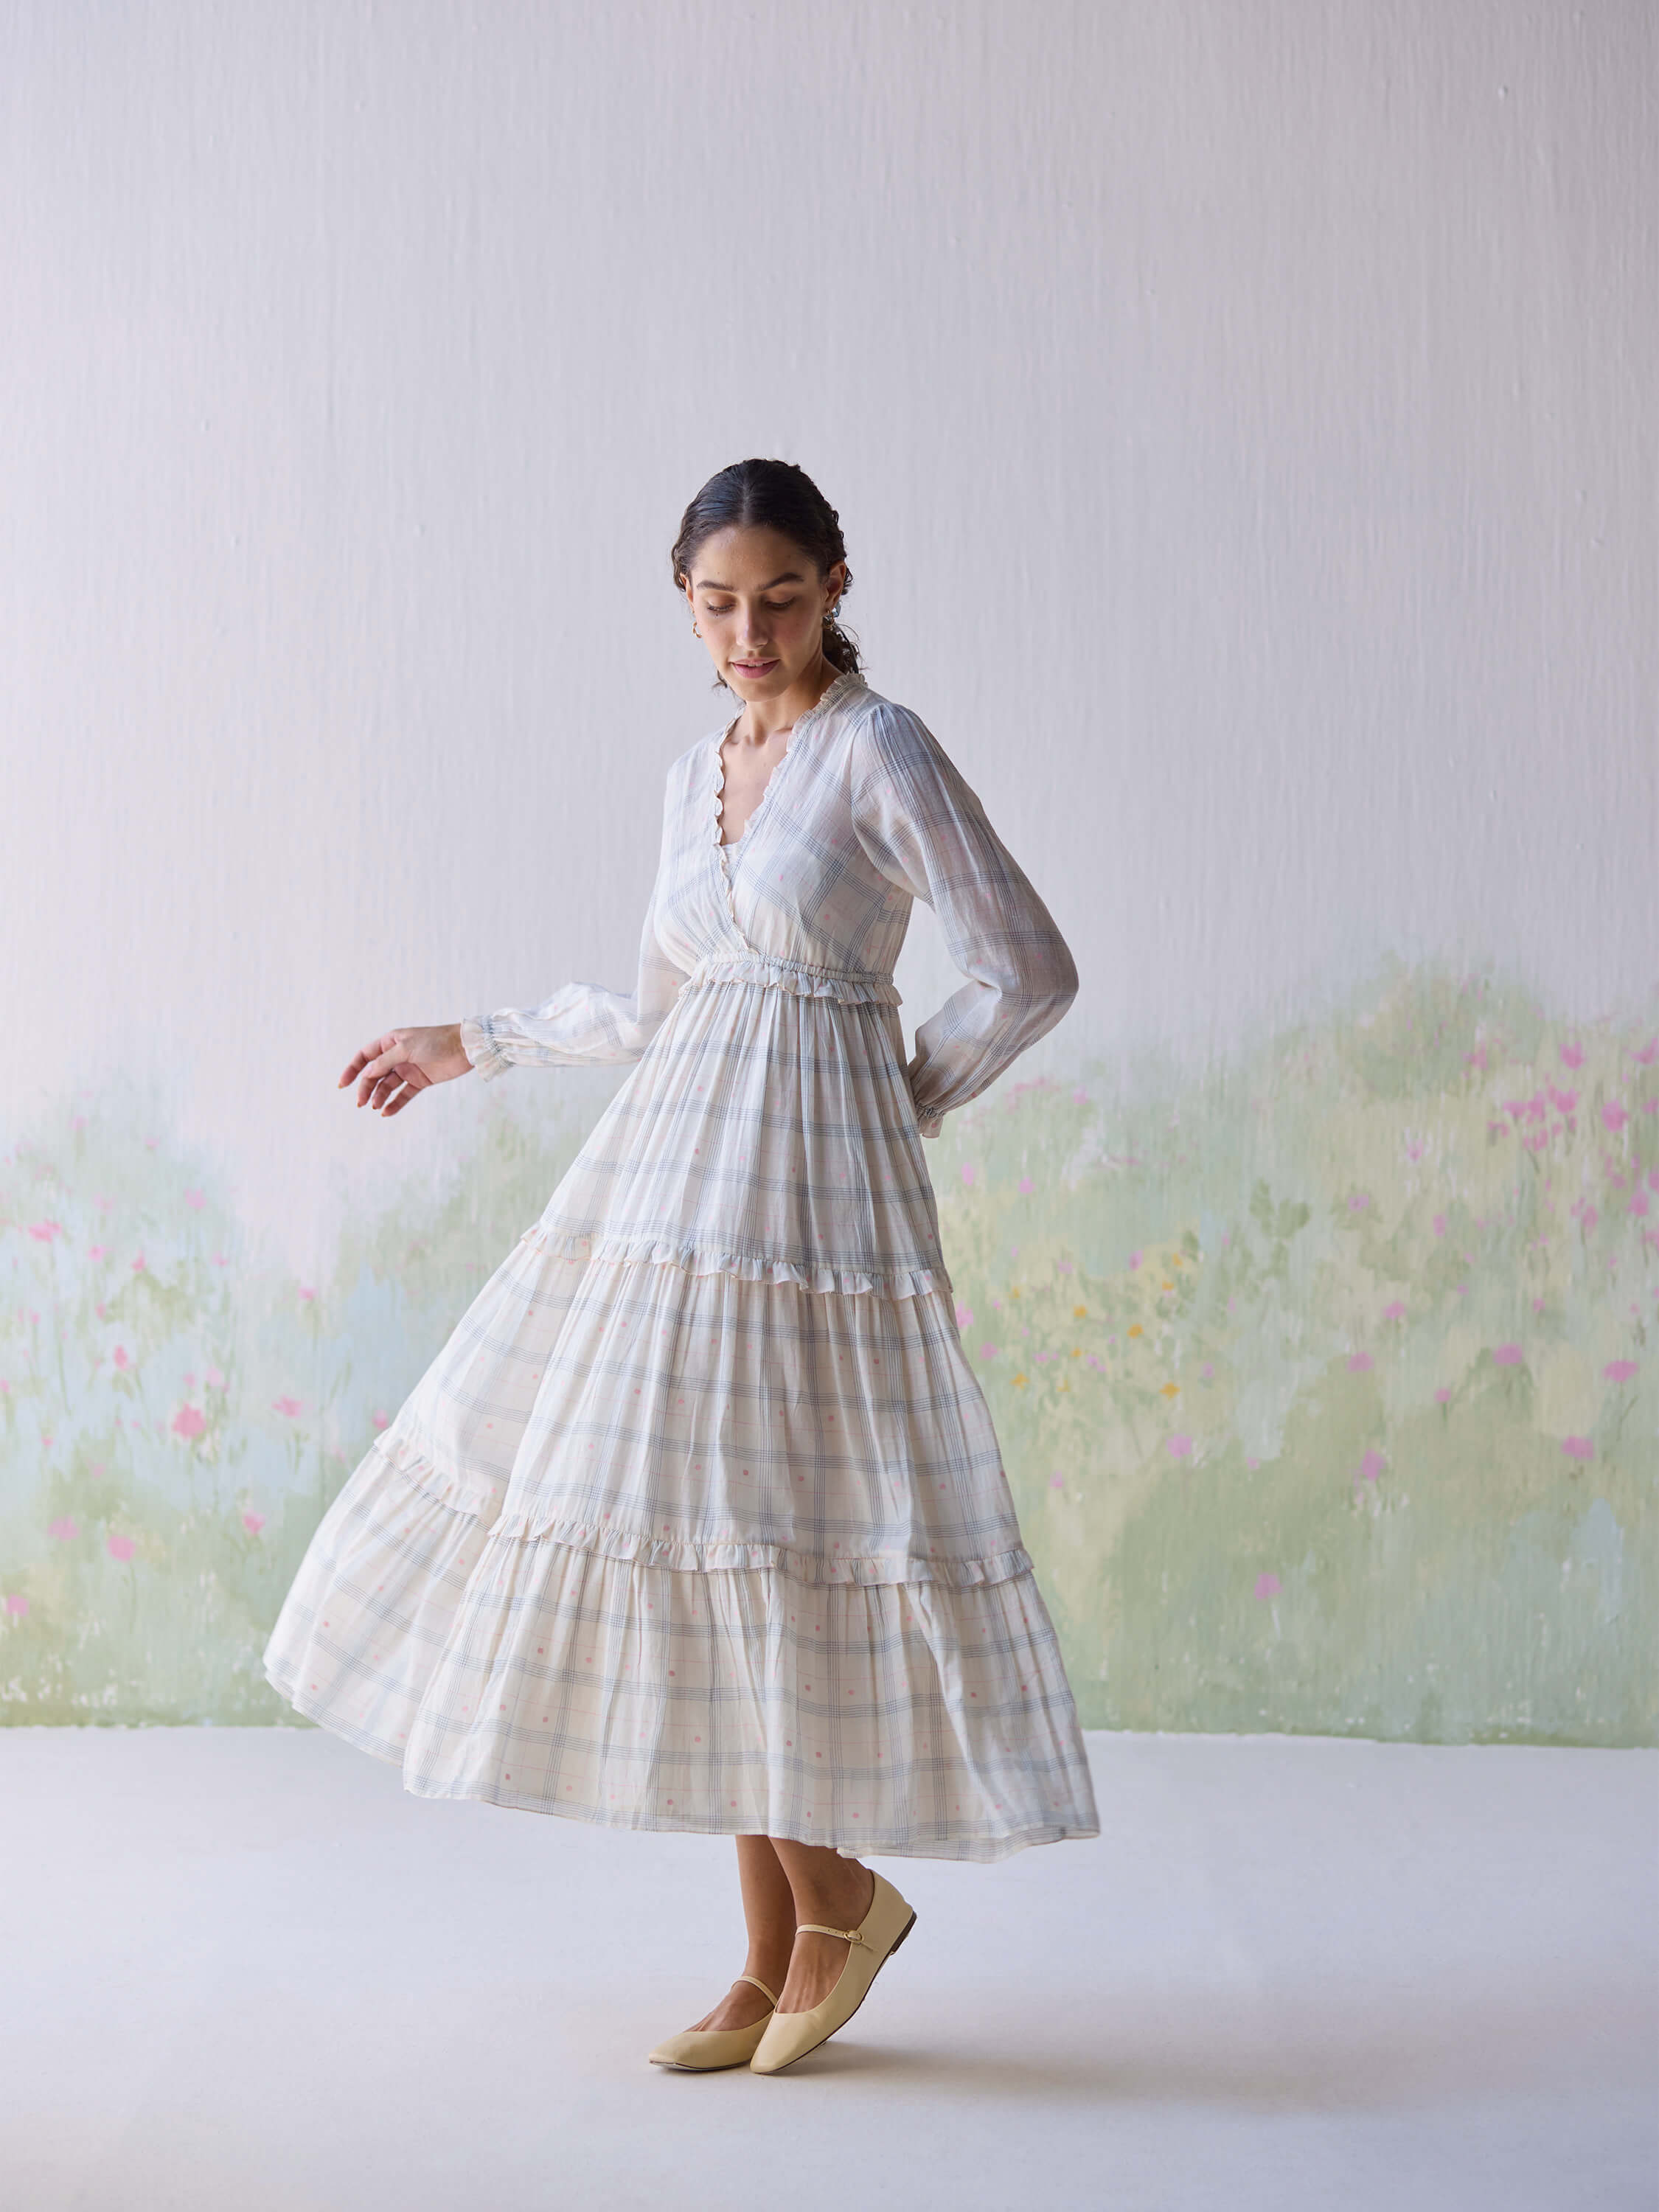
[3,962,1654,1742]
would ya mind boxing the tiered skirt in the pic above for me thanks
[262,983,1101,1862]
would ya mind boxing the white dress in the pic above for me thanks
[262,669,1101,1863]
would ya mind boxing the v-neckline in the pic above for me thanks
[709,669,858,852]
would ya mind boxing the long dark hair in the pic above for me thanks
[670,458,863,687]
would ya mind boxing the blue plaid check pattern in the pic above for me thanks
[264,672,1099,1861]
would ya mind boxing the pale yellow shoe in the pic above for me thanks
[646,1975,779,2070]
[748,1869,917,2074]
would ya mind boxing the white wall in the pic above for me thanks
[3,0,1652,1279]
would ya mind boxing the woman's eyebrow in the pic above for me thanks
[694,571,807,591]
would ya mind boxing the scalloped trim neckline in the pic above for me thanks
[709,669,864,851]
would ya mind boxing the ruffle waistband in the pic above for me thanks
[679,951,902,1008]
[517,1220,948,1301]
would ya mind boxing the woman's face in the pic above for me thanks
[683,525,847,706]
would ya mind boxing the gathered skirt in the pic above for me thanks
[262,1226,1101,1862]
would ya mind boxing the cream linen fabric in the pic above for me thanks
[262,672,1101,1862]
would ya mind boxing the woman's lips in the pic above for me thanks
[731,658,779,676]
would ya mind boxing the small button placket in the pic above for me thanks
[708,669,860,956]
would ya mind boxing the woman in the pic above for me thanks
[262,458,1100,2076]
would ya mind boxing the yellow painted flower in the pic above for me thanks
[1073,1304,1088,1318]
[1012,1372,1029,1388]
[1161,1382,1180,1399]
[1071,1346,1081,1357]
[1161,1280,1174,1291]
[1169,1254,1183,1269]
[1127,1324,1144,1338]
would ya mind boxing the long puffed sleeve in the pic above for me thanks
[459,782,690,1081]
[850,700,1079,1138]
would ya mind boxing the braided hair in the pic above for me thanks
[670,458,862,688]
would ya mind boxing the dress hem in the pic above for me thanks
[262,1661,1099,1865]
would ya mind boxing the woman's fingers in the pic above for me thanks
[341,1027,467,1113]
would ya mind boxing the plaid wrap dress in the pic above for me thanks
[262,670,1101,1862]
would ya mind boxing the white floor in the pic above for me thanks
[2,1727,1652,2212]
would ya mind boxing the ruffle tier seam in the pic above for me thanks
[517,1220,950,1300]
[357,1431,1030,1591]
[486,1511,1034,1590]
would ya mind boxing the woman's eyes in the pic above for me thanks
[703,600,796,615]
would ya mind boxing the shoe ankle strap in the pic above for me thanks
[737,1972,779,2006]
[793,1923,872,1948]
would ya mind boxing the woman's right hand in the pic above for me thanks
[339,1023,474,1117]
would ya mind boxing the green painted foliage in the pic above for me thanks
[2,964,1655,1742]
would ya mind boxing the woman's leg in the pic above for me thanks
[768,1838,878,2014]
[685,1835,800,2032]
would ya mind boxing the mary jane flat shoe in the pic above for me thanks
[748,1868,917,2075]
[647,1974,779,2070]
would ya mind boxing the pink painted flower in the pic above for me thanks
[1166,1434,1193,1458]
[1633,1037,1659,1066]
[171,1405,206,1439]
[954,1301,973,1329]
[241,1511,265,1534]
[112,1346,131,1371]
[1383,1301,1407,1321]
[1349,1192,1371,1212]
[47,1517,77,1541]
[1358,1450,1386,1481]
[272,1394,303,1418]
[131,1252,146,1273]
[371,1409,391,1430]
[1561,1436,1594,1462]
[4,1593,27,1616]
[960,1163,975,1187]
[1601,1100,1628,1133]
[1048,1472,1065,1490]
[184,1189,205,1209]
[1559,1042,1584,1069]
[28,1220,65,1242]
[205,1366,225,1389]
[1254,1572,1281,1601]
[1464,1046,1487,1071]
[1492,1344,1523,1366]
[106,1532,136,1561]
[1017,1176,1034,1194]
[1246,1456,1260,1470]
[978,1344,999,1362]
[1433,1214,1447,1237]
[1603,1360,1639,1384]
[1130,1250,1141,1270]
[88,1245,106,1261]
[1348,1352,1374,1373]
[1434,1386,1452,1403]
[1073,1087,1089,1104]
[298,1285,316,1302]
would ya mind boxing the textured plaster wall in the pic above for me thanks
[2,2,1654,1736]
